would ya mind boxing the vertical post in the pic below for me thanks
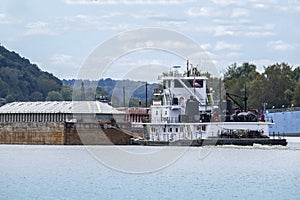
[187,60,189,77]
[244,83,247,111]
[145,81,148,108]
[219,78,222,103]
[123,86,125,107]
[80,81,85,101]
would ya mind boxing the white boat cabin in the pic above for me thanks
[141,65,270,141]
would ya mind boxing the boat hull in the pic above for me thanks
[131,138,288,146]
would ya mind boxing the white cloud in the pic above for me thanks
[61,15,100,31]
[210,20,276,37]
[212,18,251,26]
[253,24,274,31]
[214,41,241,51]
[200,43,212,51]
[226,52,243,58]
[159,40,192,50]
[252,3,267,9]
[0,13,10,24]
[132,11,186,26]
[22,14,130,37]
[186,6,249,20]
[60,15,131,31]
[267,40,295,51]
[125,40,191,52]
[64,0,196,5]
[231,8,249,18]
[50,54,73,65]
[244,24,275,37]
[0,13,17,25]
[47,54,80,79]
[186,7,222,17]
[275,4,300,13]
[214,26,235,36]
[210,0,245,6]
[250,0,300,12]
[132,11,164,19]
[102,12,123,18]
[211,0,279,7]
[287,0,300,11]
[24,21,57,36]
[244,31,274,37]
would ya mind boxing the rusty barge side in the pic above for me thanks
[0,122,132,145]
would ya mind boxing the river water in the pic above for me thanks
[1,137,300,200]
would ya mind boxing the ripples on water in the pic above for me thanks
[1,138,300,200]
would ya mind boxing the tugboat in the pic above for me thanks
[131,62,287,146]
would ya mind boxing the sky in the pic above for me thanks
[0,0,300,81]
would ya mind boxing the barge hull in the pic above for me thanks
[131,138,288,146]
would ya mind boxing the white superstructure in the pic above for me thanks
[135,64,271,141]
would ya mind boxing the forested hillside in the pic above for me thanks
[0,45,63,102]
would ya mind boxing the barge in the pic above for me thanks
[0,101,133,145]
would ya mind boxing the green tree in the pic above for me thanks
[30,91,44,101]
[36,74,61,98]
[292,66,300,81]
[60,86,72,101]
[46,91,63,101]
[224,62,257,110]
[0,79,9,98]
[262,63,294,108]
[96,86,109,97]
[224,62,296,110]
[292,79,300,106]
[247,72,266,109]
[5,94,15,103]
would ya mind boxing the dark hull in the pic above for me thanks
[131,138,288,146]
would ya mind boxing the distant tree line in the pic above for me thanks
[223,62,300,111]
[66,79,158,107]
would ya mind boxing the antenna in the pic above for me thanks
[123,86,125,107]
[145,82,148,108]
[187,60,190,77]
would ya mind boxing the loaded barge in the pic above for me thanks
[0,101,134,145]
[131,63,287,146]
